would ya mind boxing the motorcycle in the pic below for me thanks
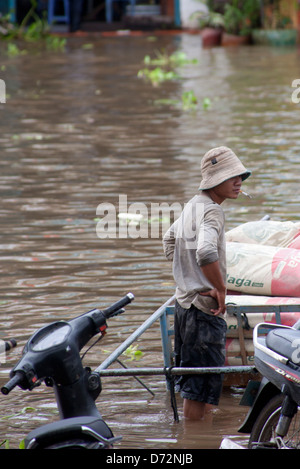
[237,320,300,449]
[1,293,134,449]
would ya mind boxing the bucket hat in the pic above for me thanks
[199,146,251,190]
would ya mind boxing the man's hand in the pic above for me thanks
[200,288,226,315]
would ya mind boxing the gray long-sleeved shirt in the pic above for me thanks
[162,192,226,315]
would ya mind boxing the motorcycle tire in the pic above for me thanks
[249,394,300,449]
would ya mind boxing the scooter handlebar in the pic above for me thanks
[1,294,135,395]
[102,293,134,318]
[1,371,24,395]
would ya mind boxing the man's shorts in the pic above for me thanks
[174,301,227,405]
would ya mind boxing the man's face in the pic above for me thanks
[209,175,242,204]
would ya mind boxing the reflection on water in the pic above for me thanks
[0,32,300,448]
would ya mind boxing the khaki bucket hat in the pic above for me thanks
[199,146,251,190]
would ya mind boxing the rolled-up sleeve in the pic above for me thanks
[196,205,224,267]
[163,223,175,261]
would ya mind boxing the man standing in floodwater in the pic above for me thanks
[163,146,251,420]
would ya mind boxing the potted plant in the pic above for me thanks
[221,0,260,46]
[190,0,224,47]
[252,0,298,46]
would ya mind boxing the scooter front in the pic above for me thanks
[221,323,300,448]
[253,323,300,405]
[238,323,300,436]
[1,294,135,449]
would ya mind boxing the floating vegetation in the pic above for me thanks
[154,91,212,112]
[181,90,198,110]
[0,406,36,420]
[82,43,94,50]
[137,67,179,87]
[102,344,144,361]
[138,49,198,87]
[122,345,144,361]
[138,48,211,113]
[143,50,198,67]
[202,97,212,110]
[46,35,67,51]
[6,43,27,57]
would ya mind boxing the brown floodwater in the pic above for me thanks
[0,31,300,449]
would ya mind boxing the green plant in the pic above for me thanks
[224,2,245,35]
[0,439,9,449]
[191,10,225,29]
[190,0,224,29]
[262,0,293,29]
[223,0,260,36]
[0,438,25,449]
[191,10,224,29]
[22,17,49,41]
[0,12,15,36]
[0,0,67,52]
[19,439,25,449]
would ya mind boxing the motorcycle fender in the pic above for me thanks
[238,377,280,434]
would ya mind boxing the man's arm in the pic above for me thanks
[196,204,226,315]
[200,260,226,316]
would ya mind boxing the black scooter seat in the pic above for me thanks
[24,415,115,449]
[266,328,300,364]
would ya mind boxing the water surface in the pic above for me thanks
[0,33,300,449]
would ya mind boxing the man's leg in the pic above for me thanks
[174,303,226,419]
[183,399,212,420]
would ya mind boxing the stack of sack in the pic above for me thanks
[224,220,300,365]
[226,220,300,297]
